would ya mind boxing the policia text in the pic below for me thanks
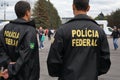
[72,29,99,47]
[4,30,20,46]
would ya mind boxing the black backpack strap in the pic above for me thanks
[66,18,99,26]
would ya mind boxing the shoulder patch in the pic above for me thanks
[30,42,35,49]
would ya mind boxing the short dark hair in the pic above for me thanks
[15,1,31,18]
[73,0,89,11]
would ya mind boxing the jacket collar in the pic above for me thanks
[10,18,28,24]
[10,18,36,28]
[66,14,99,25]
[74,14,92,20]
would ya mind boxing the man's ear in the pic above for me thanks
[72,4,76,11]
[26,10,31,20]
[86,5,90,12]
[25,10,30,17]
[72,4,77,15]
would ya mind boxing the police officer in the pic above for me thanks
[0,1,40,80]
[47,0,111,80]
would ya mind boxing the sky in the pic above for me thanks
[0,0,120,20]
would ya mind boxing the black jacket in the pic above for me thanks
[47,14,111,80]
[0,19,40,80]
[111,30,119,38]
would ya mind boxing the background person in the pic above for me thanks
[111,26,120,50]
[38,27,44,49]
[40,31,45,49]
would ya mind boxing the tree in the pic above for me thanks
[32,0,49,28]
[32,0,61,29]
[47,1,61,29]
[95,12,106,20]
[107,9,120,28]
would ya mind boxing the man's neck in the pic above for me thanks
[22,16,29,21]
[74,10,87,16]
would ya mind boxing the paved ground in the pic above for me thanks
[39,37,120,80]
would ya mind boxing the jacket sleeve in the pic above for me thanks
[98,30,111,76]
[7,28,39,77]
[47,29,64,77]
[0,41,11,68]
[0,31,11,68]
